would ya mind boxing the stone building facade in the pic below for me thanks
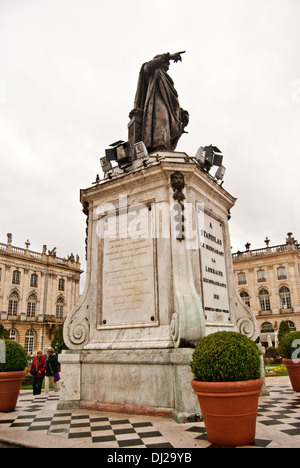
[232,233,300,347]
[0,233,82,355]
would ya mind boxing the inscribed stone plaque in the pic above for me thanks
[198,206,230,321]
[101,227,156,327]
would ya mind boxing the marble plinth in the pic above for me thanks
[61,153,258,420]
[57,348,200,422]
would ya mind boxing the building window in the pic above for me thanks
[12,270,21,285]
[277,266,287,280]
[286,320,296,331]
[279,286,292,309]
[56,297,64,318]
[8,291,19,316]
[237,272,247,285]
[257,270,266,283]
[25,330,34,355]
[240,291,250,307]
[58,278,65,291]
[27,294,37,317]
[261,322,274,333]
[30,273,38,287]
[9,329,17,341]
[259,289,271,311]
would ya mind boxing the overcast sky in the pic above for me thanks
[0,0,299,289]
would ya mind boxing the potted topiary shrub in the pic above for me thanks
[279,331,300,391]
[190,331,263,447]
[0,340,28,412]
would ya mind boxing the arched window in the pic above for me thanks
[261,322,274,333]
[8,291,19,316]
[30,273,38,287]
[259,289,271,311]
[279,286,292,309]
[286,320,296,331]
[12,270,21,285]
[9,329,17,341]
[240,291,250,307]
[56,297,64,318]
[27,294,37,317]
[25,330,34,355]
[58,278,65,291]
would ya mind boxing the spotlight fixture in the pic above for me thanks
[105,140,132,169]
[100,157,113,173]
[134,141,149,166]
[195,146,205,165]
[203,145,223,169]
[100,157,115,179]
[214,165,226,181]
[195,145,224,173]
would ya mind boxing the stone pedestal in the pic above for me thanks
[59,348,200,422]
[60,152,258,421]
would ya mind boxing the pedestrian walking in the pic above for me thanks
[29,350,46,395]
[44,348,60,395]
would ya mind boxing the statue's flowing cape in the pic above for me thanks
[134,55,181,151]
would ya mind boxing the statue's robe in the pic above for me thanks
[134,54,182,152]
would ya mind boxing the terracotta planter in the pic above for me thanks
[283,359,300,392]
[191,378,263,447]
[0,370,27,412]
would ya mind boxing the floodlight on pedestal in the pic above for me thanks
[134,141,149,166]
[100,157,112,173]
[201,145,223,172]
[116,144,132,168]
[105,140,133,169]
[100,157,114,179]
[214,165,226,181]
[195,146,205,165]
[105,148,116,162]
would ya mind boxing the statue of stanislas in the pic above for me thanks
[130,51,189,153]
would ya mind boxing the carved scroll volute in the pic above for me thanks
[63,303,90,350]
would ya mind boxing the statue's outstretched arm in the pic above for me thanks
[144,51,185,73]
[169,51,186,63]
[144,53,170,73]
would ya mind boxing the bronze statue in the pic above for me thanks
[129,52,189,153]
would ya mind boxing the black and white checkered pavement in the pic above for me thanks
[1,384,300,448]
[11,413,172,447]
[1,393,172,448]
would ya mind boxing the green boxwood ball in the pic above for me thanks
[0,340,28,373]
[190,331,261,382]
[279,331,300,359]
